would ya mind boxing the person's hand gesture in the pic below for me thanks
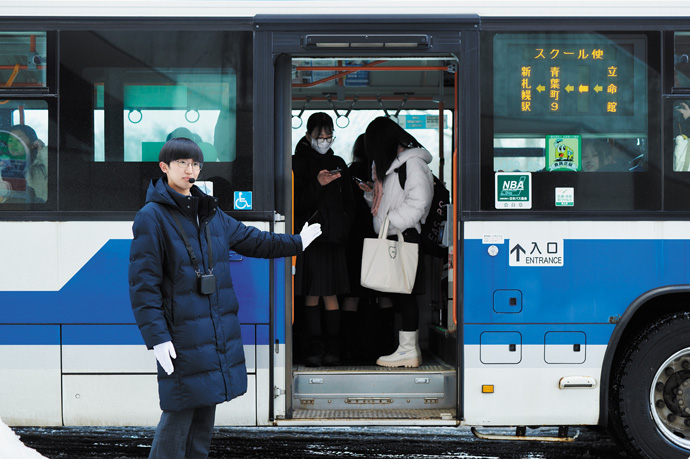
[300,222,322,250]
[317,169,341,186]
[153,341,176,375]
[679,102,690,120]
[358,181,373,193]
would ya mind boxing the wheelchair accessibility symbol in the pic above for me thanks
[234,191,252,210]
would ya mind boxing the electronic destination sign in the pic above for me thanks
[492,33,648,135]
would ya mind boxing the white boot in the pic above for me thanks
[376,330,421,368]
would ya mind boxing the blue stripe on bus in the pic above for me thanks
[0,325,60,345]
[62,324,145,345]
[0,240,277,327]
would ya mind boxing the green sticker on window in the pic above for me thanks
[546,135,581,171]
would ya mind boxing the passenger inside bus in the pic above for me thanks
[0,124,47,203]
[363,116,434,368]
[581,139,611,172]
[341,133,384,364]
[293,112,354,367]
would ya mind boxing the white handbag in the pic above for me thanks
[360,216,419,294]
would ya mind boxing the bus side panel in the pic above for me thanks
[0,222,275,426]
[0,326,61,426]
[462,220,688,426]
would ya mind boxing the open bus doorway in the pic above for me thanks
[287,56,458,423]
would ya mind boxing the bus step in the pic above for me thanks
[290,408,457,421]
[471,426,580,443]
[293,365,456,411]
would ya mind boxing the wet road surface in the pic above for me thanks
[15,425,631,458]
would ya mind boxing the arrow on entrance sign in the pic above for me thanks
[510,244,526,262]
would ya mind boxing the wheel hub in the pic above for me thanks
[651,348,690,448]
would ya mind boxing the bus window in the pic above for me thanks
[0,32,47,90]
[674,32,690,89]
[59,30,253,212]
[0,102,49,206]
[483,31,660,210]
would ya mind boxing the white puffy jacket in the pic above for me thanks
[365,147,434,236]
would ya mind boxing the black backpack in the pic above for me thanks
[396,162,450,258]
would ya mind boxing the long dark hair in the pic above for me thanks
[364,117,422,181]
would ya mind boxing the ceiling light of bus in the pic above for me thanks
[303,34,430,49]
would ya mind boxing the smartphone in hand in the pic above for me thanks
[328,168,342,174]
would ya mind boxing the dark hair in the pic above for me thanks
[365,117,422,181]
[306,112,334,138]
[351,133,367,164]
[158,137,204,164]
[10,124,38,145]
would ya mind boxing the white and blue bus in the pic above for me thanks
[2,3,690,458]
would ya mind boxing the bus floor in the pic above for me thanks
[290,350,457,421]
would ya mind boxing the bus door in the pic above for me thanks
[255,15,478,424]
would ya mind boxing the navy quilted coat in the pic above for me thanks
[129,178,302,411]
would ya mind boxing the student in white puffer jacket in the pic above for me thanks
[362,116,433,368]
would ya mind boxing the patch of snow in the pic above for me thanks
[0,418,47,459]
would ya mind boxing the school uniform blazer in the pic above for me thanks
[129,178,302,411]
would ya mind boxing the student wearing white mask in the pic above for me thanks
[293,112,355,367]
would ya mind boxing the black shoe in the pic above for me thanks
[304,337,323,367]
[322,336,340,366]
[305,353,323,367]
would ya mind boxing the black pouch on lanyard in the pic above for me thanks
[172,211,216,295]
[199,273,216,295]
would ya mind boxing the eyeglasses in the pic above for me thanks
[315,136,335,145]
[171,159,203,171]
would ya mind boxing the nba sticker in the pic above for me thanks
[495,172,532,209]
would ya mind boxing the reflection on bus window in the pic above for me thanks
[494,137,647,173]
[675,33,690,88]
[0,106,48,205]
[673,100,690,171]
[0,32,47,89]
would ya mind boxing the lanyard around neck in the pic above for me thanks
[171,211,214,277]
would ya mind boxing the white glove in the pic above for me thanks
[153,341,176,375]
[299,222,322,250]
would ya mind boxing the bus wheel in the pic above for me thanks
[612,312,690,459]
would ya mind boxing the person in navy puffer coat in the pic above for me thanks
[129,138,321,459]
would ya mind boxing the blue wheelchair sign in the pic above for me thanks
[234,191,252,210]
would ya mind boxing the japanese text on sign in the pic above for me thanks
[509,239,564,267]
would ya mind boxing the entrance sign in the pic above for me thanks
[509,239,564,267]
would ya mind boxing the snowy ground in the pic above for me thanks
[11,424,630,459]
[0,418,47,459]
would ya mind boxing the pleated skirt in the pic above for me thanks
[295,241,350,296]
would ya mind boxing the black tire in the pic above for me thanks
[610,312,690,459]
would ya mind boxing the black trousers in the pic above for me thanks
[148,405,216,459]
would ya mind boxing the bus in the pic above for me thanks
[1,3,690,458]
